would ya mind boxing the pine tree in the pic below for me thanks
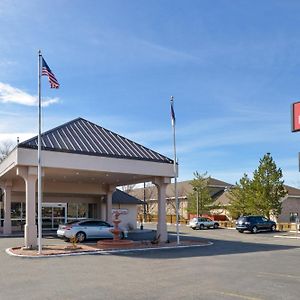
[228,153,287,219]
[228,174,253,219]
[251,153,286,218]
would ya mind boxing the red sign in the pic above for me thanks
[292,102,300,132]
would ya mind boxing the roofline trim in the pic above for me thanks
[17,144,174,164]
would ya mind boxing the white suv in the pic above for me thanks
[189,217,219,230]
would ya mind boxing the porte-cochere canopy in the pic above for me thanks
[0,117,175,247]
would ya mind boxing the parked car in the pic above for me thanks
[57,219,125,242]
[235,215,276,233]
[189,217,219,230]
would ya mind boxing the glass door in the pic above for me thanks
[53,206,66,228]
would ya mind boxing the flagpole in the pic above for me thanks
[171,96,180,245]
[37,50,42,254]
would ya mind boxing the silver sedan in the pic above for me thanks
[57,219,125,242]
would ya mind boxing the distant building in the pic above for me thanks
[131,179,300,223]
[130,178,232,221]
[211,184,300,223]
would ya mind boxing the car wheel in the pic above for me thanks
[75,231,86,243]
[214,223,219,229]
[238,230,244,233]
[251,226,258,234]
[199,224,204,230]
[271,224,276,232]
[191,227,196,230]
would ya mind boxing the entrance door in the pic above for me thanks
[42,203,67,230]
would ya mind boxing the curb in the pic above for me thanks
[5,241,213,259]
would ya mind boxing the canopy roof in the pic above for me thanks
[18,117,173,164]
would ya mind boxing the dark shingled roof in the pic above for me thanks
[113,189,143,204]
[18,117,173,164]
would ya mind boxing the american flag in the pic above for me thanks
[42,57,60,89]
[171,97,176,126]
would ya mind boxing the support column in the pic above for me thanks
[153,177,171,242]
[3,180,12,235]
[100,196,106,220]
[96,198,102,219]
[17,167,38,249]
[106,185,116,224]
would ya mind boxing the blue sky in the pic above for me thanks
[1,0,300,187]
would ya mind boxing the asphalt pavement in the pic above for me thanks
[0,225,299,300]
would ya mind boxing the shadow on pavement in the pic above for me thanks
[110,232,300,259]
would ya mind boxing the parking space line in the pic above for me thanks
[214,291,263,300]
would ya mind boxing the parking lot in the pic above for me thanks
[0,225,300,300]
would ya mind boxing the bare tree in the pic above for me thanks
[167,183,186,222]
[120,184,137,194]
[0,140,14,162]
[0,140,14,202]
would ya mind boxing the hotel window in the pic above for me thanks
[290,212,299,223]
[78,203,88,218]
[67,203,89,221]
[11,202,25,227]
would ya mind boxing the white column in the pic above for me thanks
[106,185,115,224]
[17,167,38,249]
[153,177,171,242]
[3,180,12,235]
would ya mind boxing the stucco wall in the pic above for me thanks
[278,197,300,223]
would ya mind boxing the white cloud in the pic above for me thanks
[0,82,58,107]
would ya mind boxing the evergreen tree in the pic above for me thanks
[228,174,253,219]
[228,153,287,219]
[251,153,286,218]
[187,171,213,216]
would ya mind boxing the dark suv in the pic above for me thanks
[236,215,276,233]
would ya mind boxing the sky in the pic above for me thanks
[1,0,300,187]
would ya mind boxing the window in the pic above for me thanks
[11,202,25,227]
[99,221,111,227]
[80,221,99,227]
[67,203,90,221]
[290,212,299,223]
[78,203,88,218]
[67,203,78,219]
